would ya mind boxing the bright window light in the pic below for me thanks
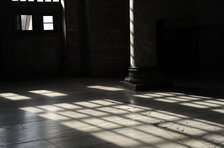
[37,105,64,111]
[87,85,124,91]
[213,109,224,114]
[89,100,119,106]
[43,16,53,23]
[54,103,81,109]
[194,101,221,108]
[205,100,224,105]
[0,93,31,100]
[83,118,121,129]
[97,107,128,114]
[92,131,141,147]
[179,96,201,101]
[149,111,183,121]
[145,94,165,97]
[21,15,33,31]
[77,109,108,117]
[58,111,88,119]
[29,90,67,97]
[155,98,178,103]
[134,94,154,99]
[62,121,101,132]
[180,103,208,109]
[39,113,69,121]
[102,116,140,126]
[114,104,147,112]
[43,24,54,30]
[74,102,100,108]
[18,98,224,148]
[20,107,45,113]
[43,16,54,30]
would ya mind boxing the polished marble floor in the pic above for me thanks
[0,78,223,148]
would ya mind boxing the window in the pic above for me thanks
[17,15,33,31]
[43,16,54,30]
[12,0,61,32]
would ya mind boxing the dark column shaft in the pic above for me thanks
[130,0,157,68]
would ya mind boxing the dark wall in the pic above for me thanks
[2,0,223,79]
[198,0,224,69]
[12,4,64,77]
[155,0,224,75]
[0,0,129,79]
[65,0,130,77]
[1,3,64,79]
[155,0,198,73]
[0,0,15,78]
[64,0,82,76]
[86,0,129,77]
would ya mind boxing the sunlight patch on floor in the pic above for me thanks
[29,90,67,97]
[0,93,31,100]
[19,97,224,148]
[87,85,124,91]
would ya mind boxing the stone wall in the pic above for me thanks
[65,0,130,77]
[86,0,130,77]
[155,0,224,72]
[64,0,82,76]
[197,0,224,68]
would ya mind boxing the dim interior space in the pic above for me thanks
[0,0,224,147]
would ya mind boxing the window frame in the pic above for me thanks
[42,15,55,31]
[12,2,62,34]
[16,14,34,31]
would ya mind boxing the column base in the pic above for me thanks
[120,68,172,91]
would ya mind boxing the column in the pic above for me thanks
[121,0,171,90]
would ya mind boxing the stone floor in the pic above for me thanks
[0,78,223,148]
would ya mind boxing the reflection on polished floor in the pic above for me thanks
[0,78,224,148]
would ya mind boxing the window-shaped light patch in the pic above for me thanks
[43,16,54,30]
[0,93,31,100]
[55,103,81,110]
[39,113,69,121]
[29,90,67,97]
[75,102,101,108]
[37,105,64,112]
[17,15,33,31]
[62,121,101,132]
[89,99,121,106]
[20,107,45,113]
[87,85,124,91]
[92,131,141,147]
